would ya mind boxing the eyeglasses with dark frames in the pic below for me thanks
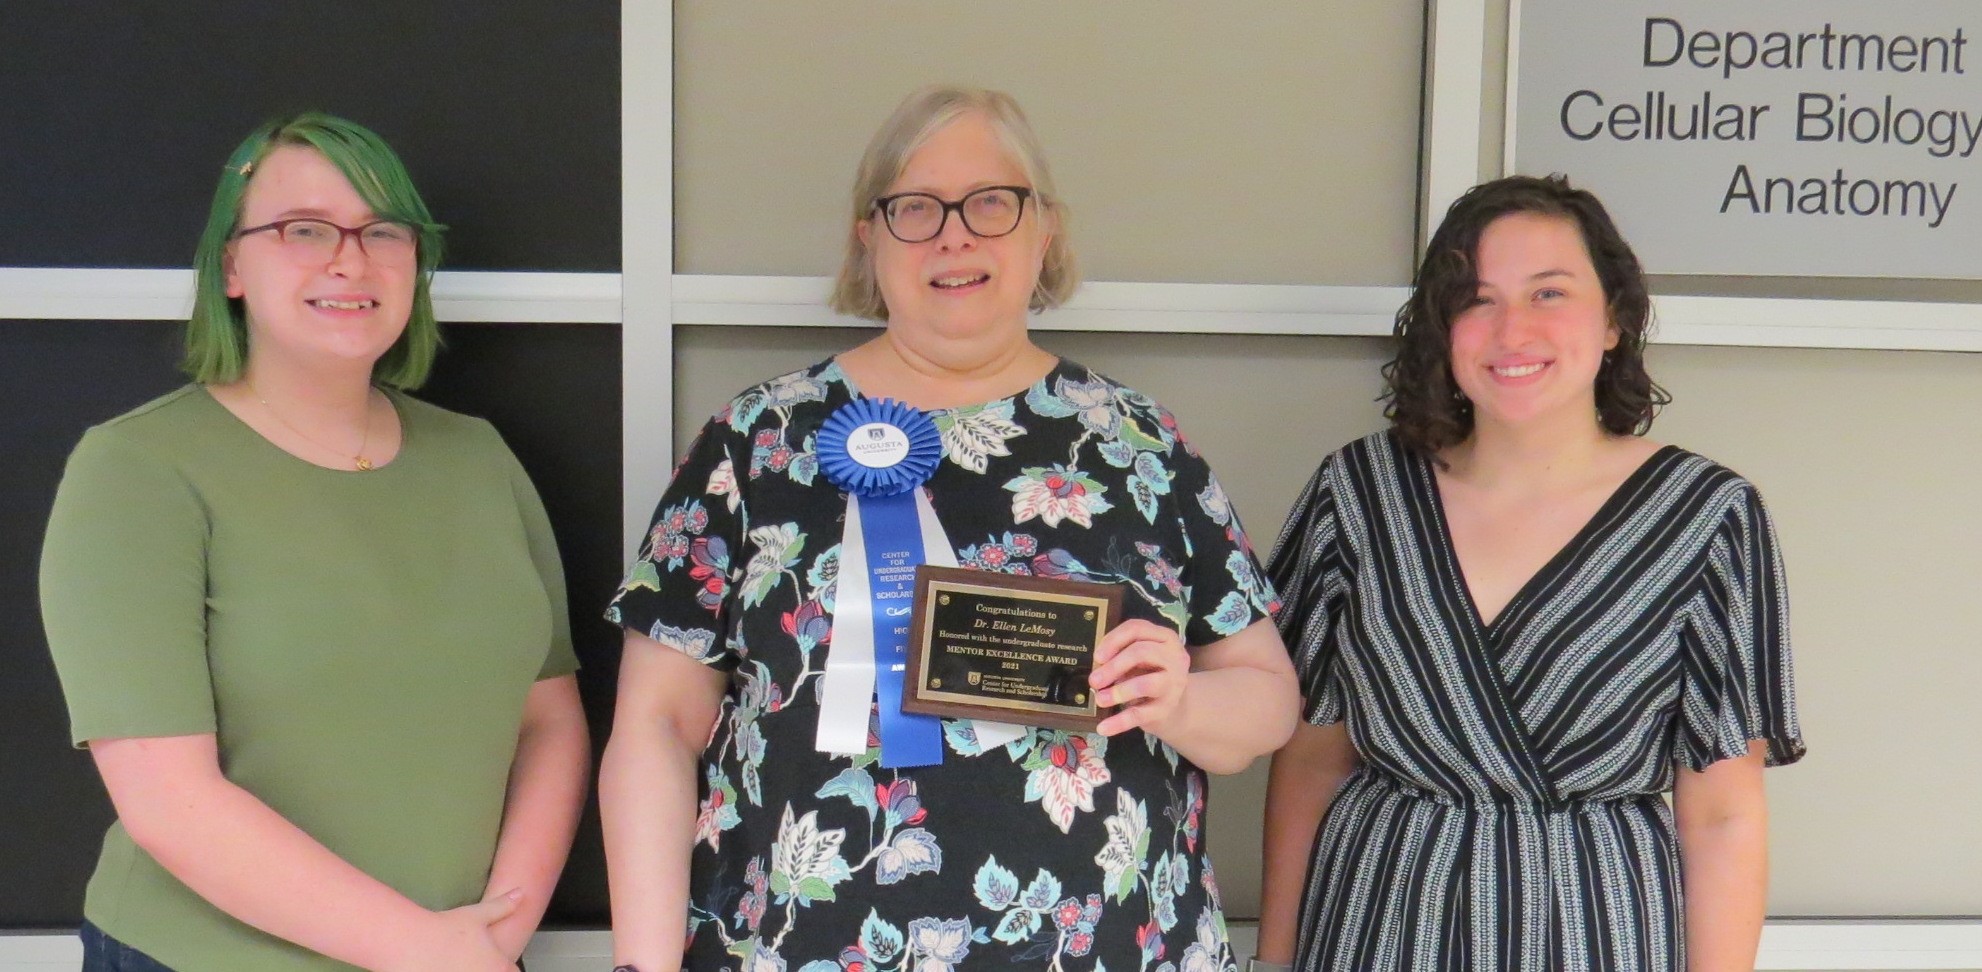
[872,186,1034,243]
[232,218,420,263]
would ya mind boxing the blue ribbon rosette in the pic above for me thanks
[816,397,944,497]
[817,397,947,767]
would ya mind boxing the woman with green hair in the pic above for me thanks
[40,113,589,971]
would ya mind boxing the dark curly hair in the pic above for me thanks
[1380,174,1669,457]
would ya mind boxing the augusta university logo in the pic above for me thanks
[847,422,911,467]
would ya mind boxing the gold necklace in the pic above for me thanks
[249,381,376,471]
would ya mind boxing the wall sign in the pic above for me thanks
[1509,0,1982,279]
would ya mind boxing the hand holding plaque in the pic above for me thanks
[1083,618,1195,738]
[902,566,1125,731]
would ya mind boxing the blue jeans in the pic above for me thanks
[78,918,531,970]
[79,921,176,972]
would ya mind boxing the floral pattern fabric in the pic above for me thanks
[609,358,1278,972]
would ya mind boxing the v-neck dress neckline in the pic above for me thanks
[1418,444,1681,641]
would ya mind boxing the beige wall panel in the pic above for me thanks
[1645,344,1982,916]
[675,0,1423,285]
[665,327,1982,918]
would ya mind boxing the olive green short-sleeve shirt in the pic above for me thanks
[40,385,578,972]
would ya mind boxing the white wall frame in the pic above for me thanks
[4,919,1982,971]
[12,270,1982,354]
[1422,0,1491,233]
[620,0,674,563]
[0,269,621,324]
[1655,294,1982,352]
[672,275,1404,336]
[673,274,1982,351]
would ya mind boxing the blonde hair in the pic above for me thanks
[829,85,1079,321]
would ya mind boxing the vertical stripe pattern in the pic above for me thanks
[1266,433,1804,972]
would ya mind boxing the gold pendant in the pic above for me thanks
[354,456,373,471]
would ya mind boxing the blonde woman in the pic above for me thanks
[601,86,1298,972]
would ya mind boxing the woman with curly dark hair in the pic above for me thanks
[1249,175,1804,972]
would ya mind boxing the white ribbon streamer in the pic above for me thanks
[815,490,1025,755]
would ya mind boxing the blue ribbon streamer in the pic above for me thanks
[857,490,945,768]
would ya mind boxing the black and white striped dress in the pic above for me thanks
[1266,432,1804,972]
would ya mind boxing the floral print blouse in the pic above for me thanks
[609,358,1278,972]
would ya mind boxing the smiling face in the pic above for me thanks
[224,145,416,374]
[1448,212,1619,432]
[855,112,1052,345]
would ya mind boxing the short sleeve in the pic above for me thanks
[1265,457,1352,726]
[606,417,748,671]
[1679,482,1805,770]
[1166,431,1278,648]
[40,428,218,747]
[501,443,578,680]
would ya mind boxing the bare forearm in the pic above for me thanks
[601,729,701,971]
[1256,727,1356,964]
[1159,665,1300,774]
[484,700,591,958]
[1680,814,1769,972]
[1674,745,1770,972]
[128,778,436,970]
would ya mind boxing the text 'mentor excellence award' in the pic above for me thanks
[903,565,1125,731]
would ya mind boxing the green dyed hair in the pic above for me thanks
[184,112,446,389]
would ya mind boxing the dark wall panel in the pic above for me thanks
[0,323,182,928]
[0,321,621,927]
[2,0,619,271]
